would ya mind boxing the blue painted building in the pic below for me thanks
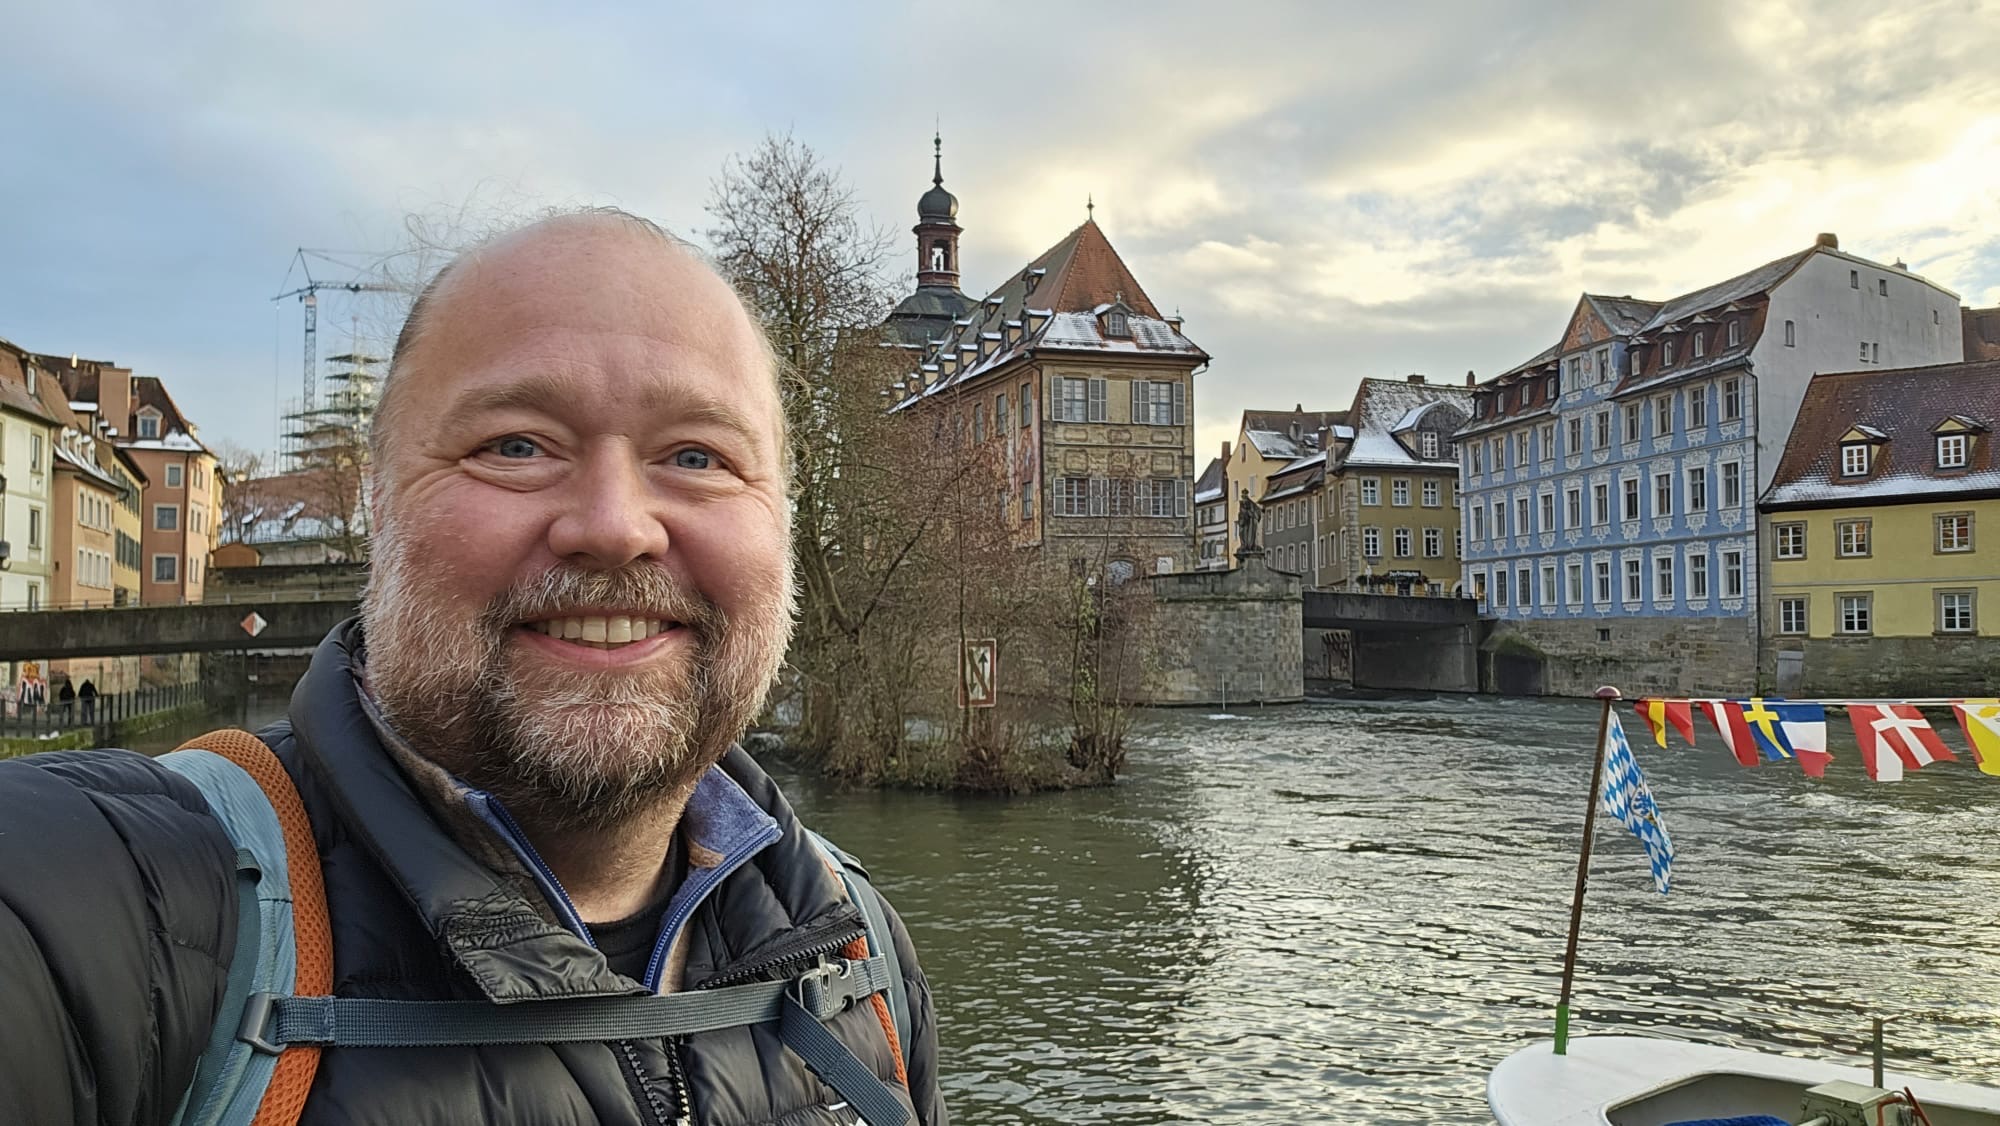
[1454,236,1965,694]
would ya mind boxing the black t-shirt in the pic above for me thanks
[589,832,688,982]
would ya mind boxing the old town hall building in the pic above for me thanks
[887,142,1209,578]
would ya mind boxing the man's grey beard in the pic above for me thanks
[360,522,793,833]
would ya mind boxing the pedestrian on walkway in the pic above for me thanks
[78,679,98,725]
[55,679,75,725]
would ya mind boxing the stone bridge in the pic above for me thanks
[0,564,363,662]
[1301,590,1489,694]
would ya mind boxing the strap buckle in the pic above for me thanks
[790,959,859,1021]
[237,991,287,1055]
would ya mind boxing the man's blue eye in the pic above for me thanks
[675,449,714,470]
[494,437,540,458]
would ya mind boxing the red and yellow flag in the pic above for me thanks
[1635,698,1698,748]
[1953,701,2000,776]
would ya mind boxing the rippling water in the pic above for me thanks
[773,695,2000,1125]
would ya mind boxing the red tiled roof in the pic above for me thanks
[1763,358,2000,508]
[1032,219,1162,317]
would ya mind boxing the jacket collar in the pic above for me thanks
[287,619,856,1001]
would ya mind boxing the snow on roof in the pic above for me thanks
[1193,486,1223,504]
[1764,359,2000,508]
[1274,450,1326,475]
[121,432,205,453]
[1244,429,1302,459]
[1341,378,1475,468]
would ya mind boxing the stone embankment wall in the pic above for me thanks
[1482,617,1756,697]
[1138,555,1302,705]
[1766,636,2000,698]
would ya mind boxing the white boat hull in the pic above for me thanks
[1489,1036,2000,1126]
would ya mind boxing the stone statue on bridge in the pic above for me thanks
[1236,488,1264,560]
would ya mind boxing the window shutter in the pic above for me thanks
[1171,380,1185,425]
[1175,479,1188,517]
[1089,378,1107,422]
[1088,477,1107,516]
[1131,380,1146,424]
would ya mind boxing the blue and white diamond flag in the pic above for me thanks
[1600,711,1675,894]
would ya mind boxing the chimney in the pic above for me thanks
[1465,370,1476,387]
[1220,440,1231,461]
[1815,232,1839,250]
[1406,373,1426,385]
[1893,258,1908,271]
[101,366,133,436]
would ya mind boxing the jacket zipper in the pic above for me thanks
[698,927,866,991]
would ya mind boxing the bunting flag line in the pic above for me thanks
[1701,700,1761,768]
[1772,702,1831,779]
[1850,704,1956,783]
[1955,702,2000,777]
[1599,712,1674,894]
[1635,698,1697,748]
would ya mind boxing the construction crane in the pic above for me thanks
[272,249,397,411]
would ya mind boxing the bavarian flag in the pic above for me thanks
[1600,711,1674,894]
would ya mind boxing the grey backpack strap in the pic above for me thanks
[806,830,911,1051]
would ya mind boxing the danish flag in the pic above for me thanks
[1849,704,1956,783]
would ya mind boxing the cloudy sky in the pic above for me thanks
[5,0,1997,465]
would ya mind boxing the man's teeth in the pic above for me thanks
[524,616,676,648]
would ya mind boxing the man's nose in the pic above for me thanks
[545,451,670,568]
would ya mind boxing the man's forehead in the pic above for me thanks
[440,222,744,337]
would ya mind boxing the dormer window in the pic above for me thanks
[1841,443,1871,476]
[1544,375,1557,399]
[1419,431,1439,458]
[1938,433,1969,469]
[1691,332,1705,359]
[136,409,162,439]
[1727,320,1742,347]
[1102,309,1130,338]
[1663,340,1677,366]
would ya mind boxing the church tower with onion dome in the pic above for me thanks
[884,135,978,350]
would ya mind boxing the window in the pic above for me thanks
[1056,377,1088,423]
[153,554,178,583]
[1687,466,1708,512]
[1784,320,1795,347]
[1472,505,1486,540]
[1450,481,1460,508]
[1517,567,1532,608]
[1361,478,1381,506]
[1103,310,1129,337]
[1879,278,1889,296]
[1938,512,1973,553]
[1515,431,1529,466]
[1655,396,1672,438]
[1593,411,1610,449]
[1721,461,1742,509]
[1455,529,1463,556]
[1596,347,1611,383]
[1779,597,1807,635]
[1420,431,1440,458]
[1594,559,1612,603]
[1691,331,1706,359]
[995,392,1008,433]
[1566,416,1582,453]
[1775,522,1806,559]
[1654,473,1673,517]
[1539,492,1555,531]
[1663,339,1677,366]
[1566,561,1583,604]
[1837,518,1871,557]
[1394,527,1412,557]
[1565,486,1582,528]
[1939,591,1976,633]
[1424,527,1442,557]
[1020,382,1032,427]
[1422,480,1440,507]
[1516,496,1530,535]
[1689,386,1708,429]
[1021,486,1034,519]
[1541,563,1558,606]
[1058,477,1089,516]
[1363,527,1382,557]
[1471,443,1485,474]
[1839,593,1872,634]
[1492,437,1506,471]
[1727,320,1742,347]
[1723,550,1745,598]
[153,504,178,531]
[1539,423,1554,461]
[1493,567,1508,608]
[1688,552,1709,599]
[1130,379,1184,425]
[1841,444,1870,476]
[1623,558,1643,602]
[1623,405,1641,444]
[1621,478,1640,522]
[1144,479,1187,518]
[1592,483,1610,525]
[1939,434,1969,469]
[135,411,160,439]
[27,506,42,549]
[1859,341,1870,364]
[1722,378,1741,421]
[1391,479,1410,506]
[1850,269,1860,289]
[1653,556,1675,600]
[972,406,984,442]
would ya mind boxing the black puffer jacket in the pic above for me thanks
[0,622,946,1126]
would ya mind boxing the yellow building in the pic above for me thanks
[1222,407,1346,563]
[1318,377,1474,594]
[1761,359,2000,695]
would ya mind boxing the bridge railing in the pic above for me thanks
[0,588,357,614]
[0,681,204,745]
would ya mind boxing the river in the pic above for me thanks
[124,694,2000,1124]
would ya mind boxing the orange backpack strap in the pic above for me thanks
[173,729,332,1126]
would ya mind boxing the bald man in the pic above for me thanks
[0,210,946,1126]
